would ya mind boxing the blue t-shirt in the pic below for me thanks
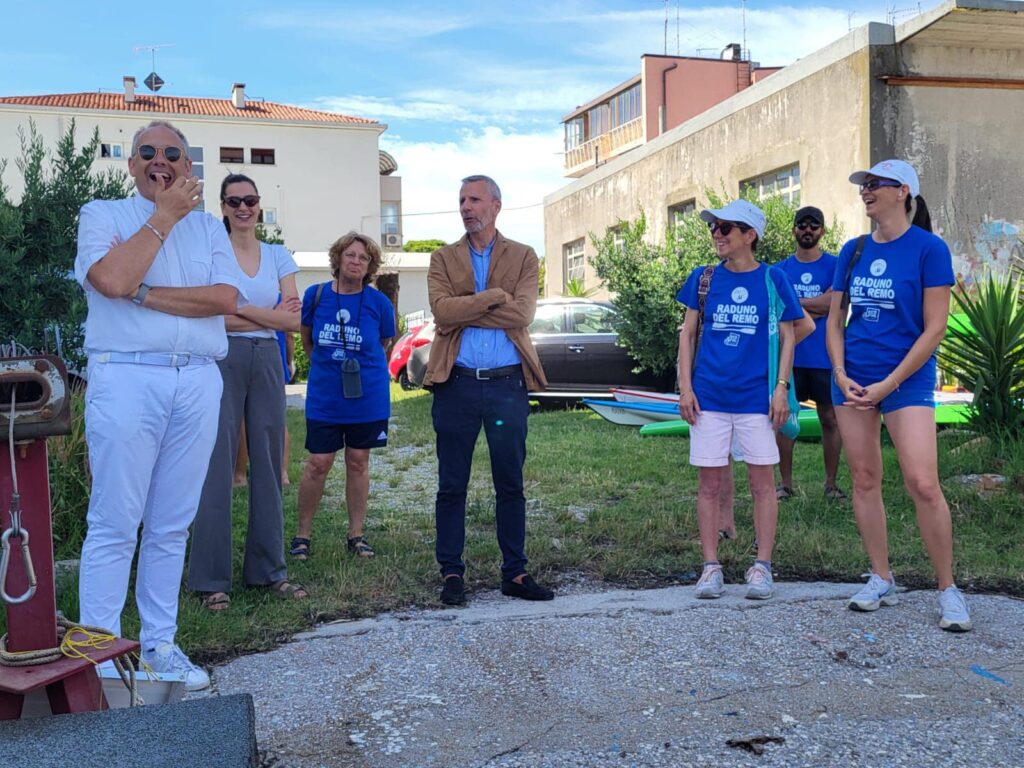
[832,226,954,391]
[776,252,837,370]
[678,262,803,414]
[301,283,396,424]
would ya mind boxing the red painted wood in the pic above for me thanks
[0,691,22,719]
[46,667,107,715]
[1,439,58,652]
[0,638,138,695]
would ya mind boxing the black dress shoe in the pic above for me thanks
[501,574,554,601]
[440,575,467,605]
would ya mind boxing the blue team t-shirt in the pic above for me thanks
[832,226,954,391]
[776,252,837,370]
[302,282,396,424]
[678,262,803,414]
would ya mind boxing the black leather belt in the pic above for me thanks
[453,364,523,380]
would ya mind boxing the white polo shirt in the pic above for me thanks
[75,194,242,360]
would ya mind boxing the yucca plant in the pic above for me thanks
[562,276,597,298]
[938,274,1024,438]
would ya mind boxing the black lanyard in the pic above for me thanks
[334,284,365,354]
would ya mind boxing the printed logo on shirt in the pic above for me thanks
[377,431,388,440]
[793,272,822,299]
[712,286,759,336]
[849,258,895,311]
[725,333,741,347]
[336,308,352,324]
[318,312,364,351]
[801,272,813,284]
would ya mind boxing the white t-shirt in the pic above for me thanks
[231,242,299,339]
[75,194,243,360]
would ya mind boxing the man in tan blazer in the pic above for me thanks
[424,174,553,606]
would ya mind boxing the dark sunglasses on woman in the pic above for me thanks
[859,179,903,193]
[223,195,261,208]
[136,144,184,162]
[708,221,751,236]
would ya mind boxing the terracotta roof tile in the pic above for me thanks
[0,92,377,125]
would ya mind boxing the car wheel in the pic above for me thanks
[398,368,417,391]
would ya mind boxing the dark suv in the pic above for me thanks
[406,298,674,399]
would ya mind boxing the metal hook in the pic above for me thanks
[0,527,36,605]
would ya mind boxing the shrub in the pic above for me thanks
[938,275,1024,437]
[590,189,845,377]
[48,385,90,560]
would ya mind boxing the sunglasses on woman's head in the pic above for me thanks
[223,195,261,208]
[859,179,903,193]
[708,221,751,236]
[136,144,184,162]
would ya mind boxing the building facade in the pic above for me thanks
[545,0,1024,297]
[0,79,394,254]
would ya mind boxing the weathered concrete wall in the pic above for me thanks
[544,28,882,298]
[876,42,1024,284]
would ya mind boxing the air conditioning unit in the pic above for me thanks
[384,233,403,249]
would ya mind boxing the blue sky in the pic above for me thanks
[3,0,940,252]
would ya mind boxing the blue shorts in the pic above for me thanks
[831,381,934,415]
[305,418,388,453]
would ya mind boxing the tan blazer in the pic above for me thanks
[423,231,547,391]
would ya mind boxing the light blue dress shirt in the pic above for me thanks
[455,238,522,369]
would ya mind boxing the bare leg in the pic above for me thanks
[718,459,736,538]
[775,431,796,490]
[884,407,955,589]
[747,463,778,562]
[818,401,843,488]
[835,406,890,577]
[344,447,371,539]
[697,466,728,562]
[296,452,336,540]
[234,422,248,487]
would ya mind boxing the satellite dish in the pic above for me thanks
[144,72,165,92]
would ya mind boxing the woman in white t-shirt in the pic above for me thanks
[187,174,307,609]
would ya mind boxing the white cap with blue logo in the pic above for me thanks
[848,159,920,197]
[698,199,767,238]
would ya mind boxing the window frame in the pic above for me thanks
[220,146,244,164]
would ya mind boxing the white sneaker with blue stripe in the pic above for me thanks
[847,572,898,612]
[938,586,972,632]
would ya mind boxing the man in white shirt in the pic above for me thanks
[74,120,241,690]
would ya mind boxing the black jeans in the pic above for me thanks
[432,370,530,579]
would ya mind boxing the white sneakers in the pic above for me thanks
[847,572,899,612]
[694,563,774,600]
[141,642,210,691]
[938,585,973,632]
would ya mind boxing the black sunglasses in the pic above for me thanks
[859,179,902,193]
[137,144,184,162]
[223,195,261,208]
[708,221,751,236]
[795,222,822,231]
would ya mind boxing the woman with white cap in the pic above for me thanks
[677,199,804,600]
[825,159,971,631]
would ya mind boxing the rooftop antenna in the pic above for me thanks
[741,0,748,60]
[676,0,681,55]
[664,0,669,55]
[132,43,175,91]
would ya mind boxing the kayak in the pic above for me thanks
[584,399,680,426]
[610,388,678,405]
[639,403,973,438]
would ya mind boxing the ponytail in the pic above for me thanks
[905,194,932,232]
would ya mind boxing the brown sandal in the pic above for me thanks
[269,580,309,600]
[201,592,231,611]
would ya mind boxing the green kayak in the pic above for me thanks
[639,403,972,439]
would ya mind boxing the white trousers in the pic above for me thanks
[79,360,222,651]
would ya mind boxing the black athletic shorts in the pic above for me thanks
[305,418,389,453]
[792,367,833,407]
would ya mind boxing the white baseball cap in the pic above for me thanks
[699,199,766,238]
[848,159,920,197]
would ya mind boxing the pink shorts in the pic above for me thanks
[690,411,779,467]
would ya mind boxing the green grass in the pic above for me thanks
[5,383,1023,662]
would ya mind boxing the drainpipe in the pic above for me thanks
[660,63,678,135]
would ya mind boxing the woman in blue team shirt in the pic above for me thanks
[677,200,803,601]
[825,159,971,632]
[290,232,395,561]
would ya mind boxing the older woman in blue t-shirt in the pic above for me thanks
[290,232,396,561]
[825,159,971,632]
[677,200,804,602]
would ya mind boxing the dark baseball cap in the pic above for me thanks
[794,206,824,226]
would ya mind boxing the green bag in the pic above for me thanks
[766,267,801,439]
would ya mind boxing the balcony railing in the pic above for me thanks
[564,116,644,177]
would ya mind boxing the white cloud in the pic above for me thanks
[253,10,473,42]
[382,127,566,259]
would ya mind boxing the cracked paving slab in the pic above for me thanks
[203,583,1024,767]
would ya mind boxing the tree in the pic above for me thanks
[0,120,131,367]
[590,188,846,377]
[256,222,284,244]
[404,238,446,253]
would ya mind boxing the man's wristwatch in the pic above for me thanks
[131,283,151,306]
